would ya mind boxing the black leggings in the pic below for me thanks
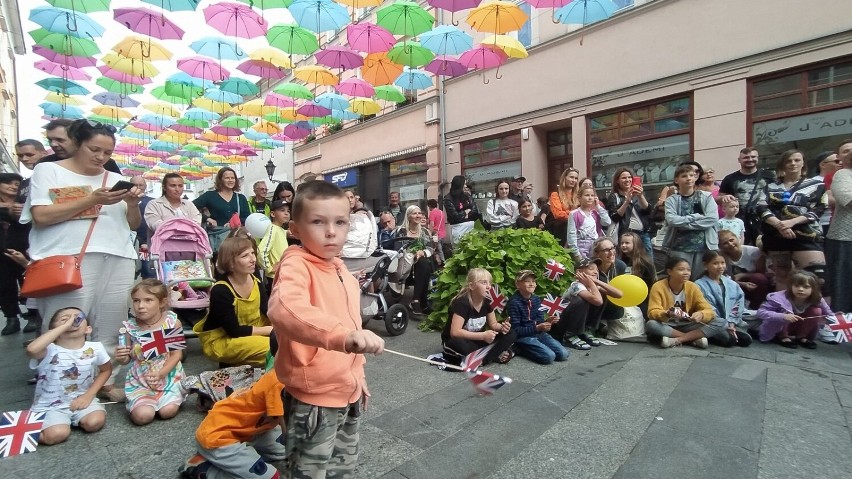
[442,329,518,366]
[411,257,434,306]
[0,256,24,318]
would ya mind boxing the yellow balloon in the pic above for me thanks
[607,274,649,308]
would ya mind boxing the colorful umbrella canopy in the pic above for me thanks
[481,35,529,59]
[315,92,350,111]
[458,45,507,69]
[113,7,185,40]
[101,52,160,78]
[96,76,144,95]
[111,35,173,60]
[266,24,320,55]
[237,59,287,79]
[466,1,529,34]
[420,25,474,56]
[387,41,435,68]
[346,22,395,53]
[35,60,92,81]
[177,56,231,81]
[294,65,339,86]
[336,77,375,97]
[32,46,97,68]
[41,102,85,118]
[30,28,101,56]
[394,68,433,90]
[314,45,364,71]
[93,91,140,107]
[288,0,350,34]
[349,97,381,116]
[263,93,296,108]
[248,47,293,68]
[425,55,469,77]
[98,65,152,84]
[361,52,404,86]
[203,2,269,39]
[29,7,106,39]
[220,77,261,96]
[45,0,111,13]
[235,0,291,8]
[190,36,246,61]
[204,87,244,104]
[376,1,435,36]
[373,85,406,103]
[46,91,87,105]
[273,82,314,100]
[142,0,201,11]
[555,0,618,25]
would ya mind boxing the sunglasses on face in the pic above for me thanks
[83,119,118,134]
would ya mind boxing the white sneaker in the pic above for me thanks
[660,336,678,348]
[818,325,839,344]
[691,338,709,349]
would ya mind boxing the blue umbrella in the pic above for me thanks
[138,113,176,127]
[40,102,84,119]
[243,130,270,141]
[219,77,260,96]
[29,7,105,39]
[142,0,202,12]
[330,109,360,120]
[288,0,350,34]
[420,25,473,56]
[190,36,246,61]
[93,92,140,108]
[394,67,433,90]
[259,138,286,149]
[315,92,350,111]
[166,72,206,88]
[36,78,90,95]
[204,87,244,104]
[149,140,180,152]
[183,107,220,121]
[555,0,618,25]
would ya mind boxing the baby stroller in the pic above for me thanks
[359,238,417,336]
[149,218,216,331]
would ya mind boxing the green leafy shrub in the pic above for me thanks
[420,225,574,331]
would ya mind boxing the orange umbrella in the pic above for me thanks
[361,52,403,86]
[294,65,339,86]
[466,1,528,34]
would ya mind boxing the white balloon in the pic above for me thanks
[245,213,271,238]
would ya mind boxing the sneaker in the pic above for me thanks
[567,335,591,351]
[179,453,211,478]
[660,336,680,348]
[578,333,601,347]
[818,325,839,344]
[691,338,709,349]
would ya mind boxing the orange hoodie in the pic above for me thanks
[268,246,366,408]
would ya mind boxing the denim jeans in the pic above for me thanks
[514,333,569,365]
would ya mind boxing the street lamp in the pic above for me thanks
[264,159,277,182]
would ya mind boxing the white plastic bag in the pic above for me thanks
[606,306,645,340]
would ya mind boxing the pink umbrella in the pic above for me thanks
[314,45,364,71]
[237,59,287,79]
[296,101,332,118]
[35,60,91,81]
[138,149,171,158]
[336,78,375,97]
[114,144,144,155]
[459,46,507,70]
[218,141,251,149]
[114,7,185,40]
[346,22,395,53]
[33,46,97,68]
[177,56,231,81]
[169,124,204,134]
[263,93,296,108]
[131,121,166,133]
[98,65,152,85]
[427,0,483,25]
[524,0,571,6]
[203,2,269,39]
[211,125,244,136]
[425,55,469,77]
[235,147,258,157]
[282,123,312,140]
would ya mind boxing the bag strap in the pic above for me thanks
[77,173,109,262]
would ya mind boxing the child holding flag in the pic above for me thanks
[506,270,568,364]
[114,279,186,426]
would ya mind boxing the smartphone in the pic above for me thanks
[110,180,135,192]
[631,176,642,187]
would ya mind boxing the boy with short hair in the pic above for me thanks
[506,270,568,364]
[268,181,384,478]
[663,165,719,280]
[549,258,606,350]
[259,199,290,293]
[718,199,746,244]
[25,307,112,445]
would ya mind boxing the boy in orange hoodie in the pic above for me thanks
[268,180,385,478]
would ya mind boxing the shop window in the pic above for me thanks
[462,132,521,167]
[589,97,690,145]
[751,59,852,121]
[547,128,573,193]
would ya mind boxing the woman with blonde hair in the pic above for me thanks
[547,167,580,246]
[395,205,436,314]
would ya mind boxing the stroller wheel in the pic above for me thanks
[384,303,408,336]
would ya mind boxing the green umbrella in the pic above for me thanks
[152,85,196,104]
[183,144,207,152]
[387,41,435,68]
[96,77,144,95]
[220,77,260,97]
[235,0,292,8]
[177,118,209,128]
[273,82,314,100]
[30,28,101,56]
[87,114,125,126]
[376,1,434,37]
[220,116,254,128]
[373,85,406,103]
[162,81,203,101]
[263,112,294,124]
[266,24,319,55]
[36,78,90,95]
[45,0,112,13]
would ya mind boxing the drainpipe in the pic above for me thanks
[437,9,447,185]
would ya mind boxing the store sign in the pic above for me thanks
[389,155,427,176]
[754,107,852,145]
[465,161,521,183]
[324,168,358,187]
[590,135,690,166]
[399,184,423,202]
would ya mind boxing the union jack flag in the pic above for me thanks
[488,284,507,313]
[0,410,45,458]
[826,312,852,343]
[544,259,566,281]
[540,293,569,318]
[461,343,495,372]
[466,370,513,396]
[138,327,187,360]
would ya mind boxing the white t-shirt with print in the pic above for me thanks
[464,315,487,332]
[564,281,588,301]
[30,342,111,412]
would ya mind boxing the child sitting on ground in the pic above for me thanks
[549,257,606,351]
[506,270,568,364]
[442,268,517,366]
[115,279,186,426]
[268,180,385,478]
[647,257,726,349]
[694,251,753,347]
[179,369,286,479]
[26,307,112,445]
[757,270,832,349]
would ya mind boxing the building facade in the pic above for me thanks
[0,0,24,172]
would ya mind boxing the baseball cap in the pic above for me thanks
[575,257,602,270]
[515,270,536,282]
[270,199,289,211]
[512,175,526,182]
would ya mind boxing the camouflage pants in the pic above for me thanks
[281,392,361,479]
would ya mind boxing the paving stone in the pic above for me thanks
[355,423,423,478]
[773,344,852,376]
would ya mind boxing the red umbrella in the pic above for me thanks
[177,56,231,81]
[237,59,287,79]
[204,2,269,39]
[35,60,92,81]
[425,55,469,77]
[114,7,185,40]
[335,77,375,97]
[98,65,152,85]
[346,22,395,53]
[32,46,97,68]
[314,45,364,71]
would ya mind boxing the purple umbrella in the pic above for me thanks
[114,7,185,40]
[426,0,483,25]
[203,2,269,39]
[296,101,332,118]
[346,22,395,53]
[237,59,287,79]
[459,46,507,70]
[335,78,375,97]
[282,122,312,140]
[33,46,97,68]
[93,92,141,107]
[98,65,152,85]
[211,125,244,136]
[169,124,204,134]
[218,141,252,150]
[315,45,364,71]
[35,60,92,80]
[425,55,469,77]
[177,56,231,81]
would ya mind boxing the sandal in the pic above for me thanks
[568,335,592,351]
[497,350,515,364]
[777,337,798,349]
[579,333,601,347]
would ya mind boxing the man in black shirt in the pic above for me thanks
[38,119,122,174]
[718,147,775,245]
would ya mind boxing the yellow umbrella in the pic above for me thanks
[200,131,233,143]
[45,92,86,105]
[362,52,403,86]
[481,35,528,59]
[188,138,215,147]
[294,65,339,86]
[193,97,231,114]
[231,98,269,116]
[159,131,192,143]
[466,1,529,34]
[204,154,227,163]
[121,137,147,146]
[349,97,381,116]
[142,102,181,117]
[336,0,383,7]
[248,47,293,69]
[252,120,281,135]
[112,35,173,61]
[91,105,134,120]
[101,53,160,78]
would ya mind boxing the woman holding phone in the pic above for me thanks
[605,167,654,257]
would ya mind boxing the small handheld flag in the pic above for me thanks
[488,284,507,313]
[826,312,852,343]
[544,259,566,281]
[0,410,45,458]
[540,293,569,318]
[138,327,187,360]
